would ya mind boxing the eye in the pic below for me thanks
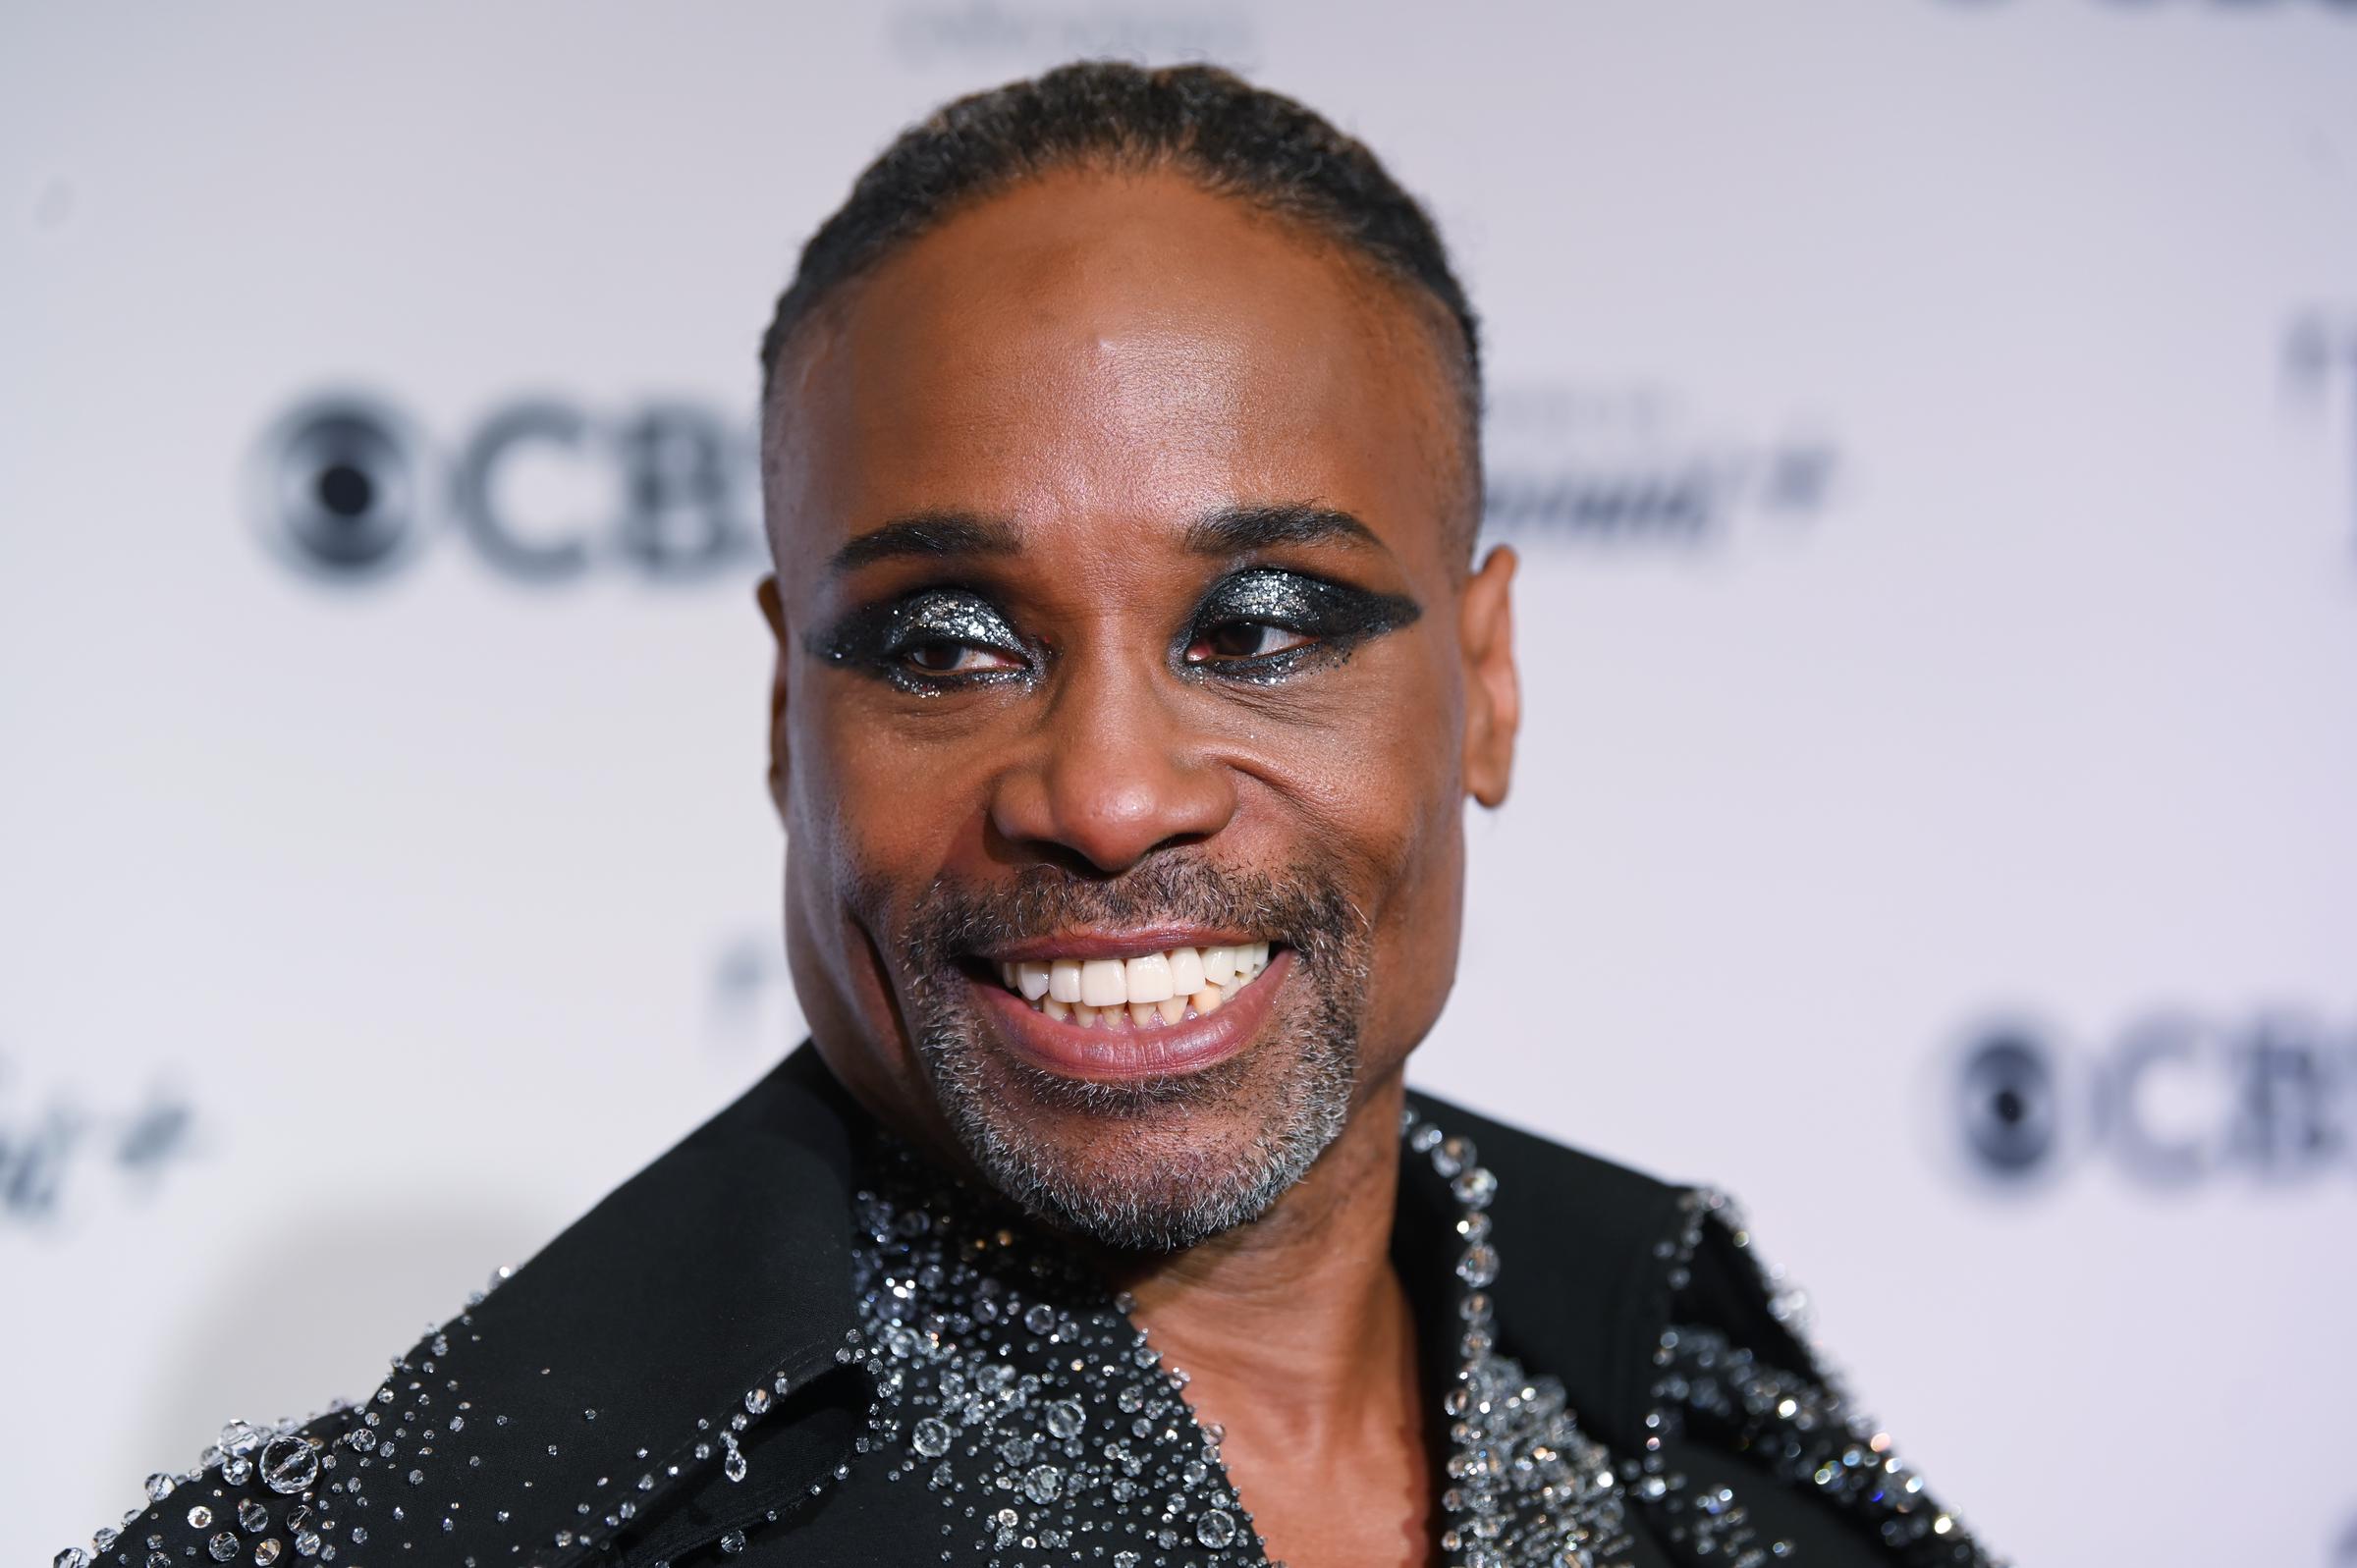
[901,637,1024,676]
[808,587,1034,694]
[1186,620,1313,664]
[1176,566,1418,682]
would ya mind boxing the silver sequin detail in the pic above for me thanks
[1640,1191,2002,1567]
[845,1116,1640,1568]
[1403,1113,1635,1568]
[849,1143,1263,1563]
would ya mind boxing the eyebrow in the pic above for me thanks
[825,501,1386,576]
[826,511,1022,576]
[1183,504,1386,557]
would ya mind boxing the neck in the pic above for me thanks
[1110,1067,1437,1566]
[1116,1065,1415,1432]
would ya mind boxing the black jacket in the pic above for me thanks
[77,1048,1998,1568]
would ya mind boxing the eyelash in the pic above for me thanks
[813,589,1033,696]
[1178,568,1416,685]
[815,569,1418,695]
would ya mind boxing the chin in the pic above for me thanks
[907,945,1360,1253]
[870,857,1378,1250]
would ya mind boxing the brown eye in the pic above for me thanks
[817,587,1034,692]
[899,639,1023,676]
[904,640,967,673]
[1188,622,1310,663]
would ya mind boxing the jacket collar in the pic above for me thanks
[357,1046,866,1566]
[1398,1085,1698,1456]
[1398,1085,1824,1458]
[369,1050,1748,1565]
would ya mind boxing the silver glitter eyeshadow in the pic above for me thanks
[1183,568,1417,685]
[814,590,1030,695]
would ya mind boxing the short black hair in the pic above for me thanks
[758,60,1484,545]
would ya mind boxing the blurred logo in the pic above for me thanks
[1949,1012,2354,1190]
[703,931,816,1060]
[250,391,763,587]
[0,1054,198,1226]
[886,3,1253,65]
[2284,309,2357,552]
[1480,384,1838,548]
[1955,1028,2061,1177]
[250,396,430,578]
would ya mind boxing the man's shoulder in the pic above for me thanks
[68,1048,873,1568]
[1403,1083,2004,1566]
[1402,1080,1690,1213]
[1400,1080,1704,1316]
[1399,1082,1818,1441]
[64,1408,371,1568]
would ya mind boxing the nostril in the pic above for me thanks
[989,737,1239,877]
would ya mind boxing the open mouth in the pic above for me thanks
[958,937,1293,1084]
[987,942,1275,1030]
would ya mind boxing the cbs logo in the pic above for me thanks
[248,391,763,585]
[1949,1011,2353,1190]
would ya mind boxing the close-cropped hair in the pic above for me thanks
[758,60,1485,549]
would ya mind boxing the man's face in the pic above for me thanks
[761,167,1517,1249]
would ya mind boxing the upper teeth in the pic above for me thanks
[995,943,1272,1028]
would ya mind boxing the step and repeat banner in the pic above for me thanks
[5,2,2354,1563]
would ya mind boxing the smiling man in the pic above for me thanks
[77,62,1996,1568]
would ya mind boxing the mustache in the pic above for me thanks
[891,856,1367,979]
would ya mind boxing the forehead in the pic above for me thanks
[767,166,1457,568]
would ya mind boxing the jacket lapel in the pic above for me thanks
[1400,1086,1692,1456]
[359,1046,865,1566]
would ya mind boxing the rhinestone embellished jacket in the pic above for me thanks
[77,1047,2000,1568]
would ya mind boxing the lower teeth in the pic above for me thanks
[999,946,1274,1028]
[1026,970,1261,1029]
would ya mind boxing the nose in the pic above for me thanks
[986,647,1237,876]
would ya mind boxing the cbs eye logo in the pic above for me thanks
[251,397,428,579]
[248,391,763,585]
[1954,1028,2060,1178]
[1948,1011,2353,1191]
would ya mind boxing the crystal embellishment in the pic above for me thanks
[257,1437,317,1496]
[833,1113,1642,1567]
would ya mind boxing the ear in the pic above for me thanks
[756,573,792,819]
[1459,544,1520,809]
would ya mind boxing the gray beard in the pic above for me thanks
[893,860,1369,1254]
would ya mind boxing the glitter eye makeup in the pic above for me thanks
[1178,568,1421,684]
[809,588,1033,696]
[810,568,1416,698]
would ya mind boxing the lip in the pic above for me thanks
[970,947,1295,1084]
[976,927,1267,965]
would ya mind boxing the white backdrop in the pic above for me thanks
[6,3,2355,1563]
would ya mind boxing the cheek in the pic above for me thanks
[793,683,988,887]
[785,682,1006,1126]
[788,679,1028,1038]
[1273,647,1466,1065]
[1364,805,1465,1062]
[1347,769,1466,1073]
[785,684,952,1032]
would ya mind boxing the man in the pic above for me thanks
[73,63,1996,1568]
